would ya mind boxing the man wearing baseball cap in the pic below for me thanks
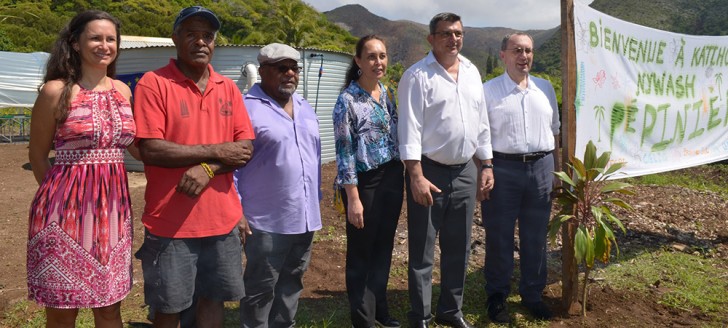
[133,6,254,327]
[234,43,322,327]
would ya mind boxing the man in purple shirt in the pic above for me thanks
[234,43,322,328]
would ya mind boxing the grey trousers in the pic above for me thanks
[406,158,476,322]
[240,228,314,328]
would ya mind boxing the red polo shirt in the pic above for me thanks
[134,59,254,238]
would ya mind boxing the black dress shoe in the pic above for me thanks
[376,316,401,328]
[408,319,429,328]
[487,293,511,324]
[522,300,553,320]
[432,317,474,328]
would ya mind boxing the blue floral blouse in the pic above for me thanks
[333,80,399,187]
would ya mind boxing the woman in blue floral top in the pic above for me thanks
[333,35,404,328]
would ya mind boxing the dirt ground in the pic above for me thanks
[1,142,727,326]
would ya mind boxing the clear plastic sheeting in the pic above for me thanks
[0,51,49,109]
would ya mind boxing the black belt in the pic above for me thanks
[421,156,468,169]
[493,151,551,162]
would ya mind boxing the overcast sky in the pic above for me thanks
[305,0,594,30]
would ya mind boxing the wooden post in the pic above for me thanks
[560,0,580,315]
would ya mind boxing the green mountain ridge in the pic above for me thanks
[535,0,728,75]
[0,0,357,53]
[324,1,728,76]
[2,0,727,79]
[324,4,558,77]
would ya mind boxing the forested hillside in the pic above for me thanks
[0,0,357,52]
[324,4,560,80]
[4,0,728,95]
[534,0,728,76]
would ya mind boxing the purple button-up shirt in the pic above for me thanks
[234,84,322,234]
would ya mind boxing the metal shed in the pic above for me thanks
[117,41,352,170]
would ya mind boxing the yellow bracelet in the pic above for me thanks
[200,162,214,179]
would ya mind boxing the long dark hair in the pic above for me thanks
[342,35,385,91]
[42,10,121,121]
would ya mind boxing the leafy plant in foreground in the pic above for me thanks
[549,140,634,316]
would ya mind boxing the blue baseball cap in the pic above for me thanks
[173,6,221,31]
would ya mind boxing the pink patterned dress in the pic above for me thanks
[27,83,135,308]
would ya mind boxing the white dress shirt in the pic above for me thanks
[397,52,492,165]
[483,73,560,154]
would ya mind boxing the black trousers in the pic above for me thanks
[342,160,404,328]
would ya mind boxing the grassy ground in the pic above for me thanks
[2,267,555,328]
[9,252,725,327]
[598,250,728,320]
[626,163,728,198]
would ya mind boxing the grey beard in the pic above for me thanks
[279,85,296,97]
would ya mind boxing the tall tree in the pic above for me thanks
[0,0,355,52]
[0,29,14,51]
[273,1,315,47]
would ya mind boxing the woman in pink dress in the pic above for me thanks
[27,10,136,327]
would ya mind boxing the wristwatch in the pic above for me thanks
[481,163,494,170]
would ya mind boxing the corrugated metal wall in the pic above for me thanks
[117,45,352,166]
[117,47,173,76]
[299,50,351,164]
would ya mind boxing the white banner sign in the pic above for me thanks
[574,1,728,178]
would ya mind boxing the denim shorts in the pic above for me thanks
[135,228,245,313]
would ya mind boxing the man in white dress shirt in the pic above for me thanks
[481,32,561,324]
[397,12,493,328]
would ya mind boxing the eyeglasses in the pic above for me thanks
[433,30,464,39]
[507,47,534,55]
[265,63,301,74]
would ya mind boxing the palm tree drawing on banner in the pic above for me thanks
[594,105,605,142]
[716,73,723,100]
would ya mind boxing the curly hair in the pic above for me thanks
[42,10,121,121]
